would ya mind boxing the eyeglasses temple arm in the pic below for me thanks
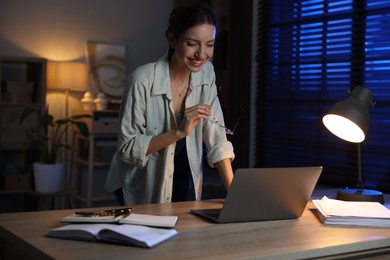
[230,114,242,134]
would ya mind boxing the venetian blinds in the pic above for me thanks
[255,0,390,191]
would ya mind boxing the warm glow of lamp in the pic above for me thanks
[47,61,88,92]
[322,86,372,143]
[322,86,384,204]
[46,61,88,118]
[322,115,365,143]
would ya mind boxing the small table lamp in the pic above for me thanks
[46,61,88,190]
[47,61,88,117]
[322,86,384,204]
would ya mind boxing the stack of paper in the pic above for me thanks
[313,196,390,228]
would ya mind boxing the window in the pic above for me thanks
[256,0,390,191]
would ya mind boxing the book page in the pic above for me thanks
[47,224,114,241]
[48,223,178,248]
[99,224,178,248]
[119,213,178,228]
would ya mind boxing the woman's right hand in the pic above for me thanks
[180,104,211,136]
[146,104,211,154]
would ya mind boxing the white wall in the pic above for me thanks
[0,0,174,116]
[0,0,173,72]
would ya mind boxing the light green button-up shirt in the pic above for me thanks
[105,55,235,205]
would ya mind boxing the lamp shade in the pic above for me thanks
[47,61,88,91]
[322,86,373,143]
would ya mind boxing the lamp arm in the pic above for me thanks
[356,143,364,192]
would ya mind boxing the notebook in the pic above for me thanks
[191,166,322,223]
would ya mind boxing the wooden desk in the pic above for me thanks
[1,190,390,259]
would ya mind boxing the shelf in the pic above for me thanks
[0,190,29,195]
[76,159,111,167]
[0,57,46,190]
[71,110,119,207]
[73,194,116,203]
[0,103,43,107]
[0,143,30,150]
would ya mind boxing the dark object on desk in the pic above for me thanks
[337,188,384,204]
[75,207,133,217]
[191,166,322,223]
[322,86,384,204]
[62,210,178,228]
[62,207,133,223]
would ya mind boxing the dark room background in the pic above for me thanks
[249,0,390,192]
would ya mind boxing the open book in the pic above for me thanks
[47,224,178,248]
[62,213,178,228]
[313,196,390,228]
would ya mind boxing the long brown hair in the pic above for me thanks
[166,1,219,59]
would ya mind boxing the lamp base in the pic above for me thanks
[337,188,385,204]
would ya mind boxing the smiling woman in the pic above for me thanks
[105,1,235,206]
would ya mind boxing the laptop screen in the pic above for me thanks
[192,166,322,223]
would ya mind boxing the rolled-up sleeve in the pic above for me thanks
[206,140,234,166]
[117,66,156,168]
[195,65,235,167]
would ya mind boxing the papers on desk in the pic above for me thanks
[47,223,178,248]
[313,196,390,228]
[119,213,178,228]
[62,213,178,228]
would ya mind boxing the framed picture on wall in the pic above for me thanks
[85,41,126,102]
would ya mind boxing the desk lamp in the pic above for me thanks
[322,86,384,204]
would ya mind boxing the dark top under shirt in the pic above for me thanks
[172,113,195,202]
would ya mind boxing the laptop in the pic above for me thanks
[191,166,322,223]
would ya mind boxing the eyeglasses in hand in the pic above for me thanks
[207,93,242,135]
[207,115,240,135]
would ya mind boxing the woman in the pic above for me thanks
[105,1,235,205]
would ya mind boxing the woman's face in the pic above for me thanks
[171,23,216,73]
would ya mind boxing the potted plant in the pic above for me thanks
[20,107,91,192]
